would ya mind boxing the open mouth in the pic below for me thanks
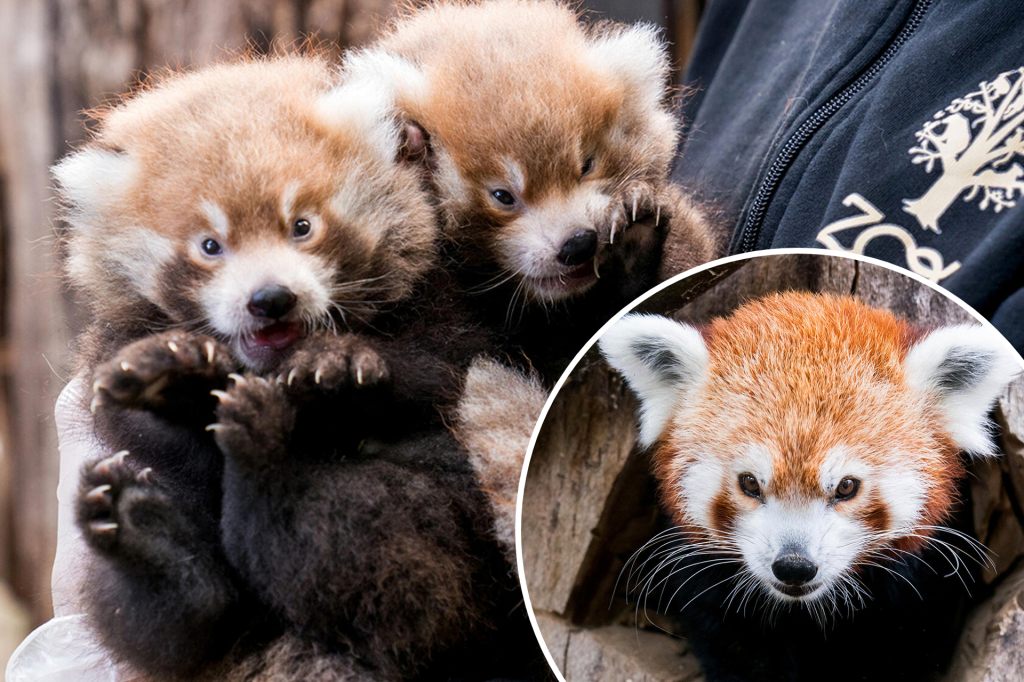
[238,321,304,368]
[527,259,599,299]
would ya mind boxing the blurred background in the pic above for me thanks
[0,0,705,666]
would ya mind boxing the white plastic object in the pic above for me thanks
[5,614,118,681]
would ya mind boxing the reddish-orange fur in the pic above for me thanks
[655,293,964,554]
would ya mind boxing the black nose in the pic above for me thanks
[556,229,598,266]
[247,285,297,319]
[771,548,818,585]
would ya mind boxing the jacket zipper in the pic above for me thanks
[733,0,933,253]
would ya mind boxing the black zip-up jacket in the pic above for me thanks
[674,0,1024,350]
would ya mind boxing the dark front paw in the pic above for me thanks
[211,375,295,467]
[92,332,237,415]
[278,334,389,394]
[77,452,178,561]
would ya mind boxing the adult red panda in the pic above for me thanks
[599,292,1021,681]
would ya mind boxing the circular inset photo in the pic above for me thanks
[520,250,1024,682]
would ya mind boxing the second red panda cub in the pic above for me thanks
[600,293,1020,680]
[363,0,715,311]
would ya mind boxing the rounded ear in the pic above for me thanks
[398,120,431,163]
[315,49,428,164]
[904,324,1022,456]
[52,147,137,223]
[598,313,708,447]
[586,23,672,111]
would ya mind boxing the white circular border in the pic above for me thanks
[513,247,1024,682]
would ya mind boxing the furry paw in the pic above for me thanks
[277,334,390,394]
[210,375,295,466]
[77,451,170,557]
[91,332,236,413]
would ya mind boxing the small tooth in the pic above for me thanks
[314,368,322,385]
[119,361,132,372]
[656,205,661,226]
[228,373,246,385]
[356,367,364,385]
[167,341,179,353]
[610,222,618,245]
[632,198,637,222]
[204,341,216,364]
[593,258,601,280]
[210,389,230,402]
[205,423,223,433]
[287,368,298,386]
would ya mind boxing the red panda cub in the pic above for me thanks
[54,56,531,680]
[355,0,716,377]
[353,0,717,560]
[600,293,1020,682]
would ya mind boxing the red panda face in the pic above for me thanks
[365,0,678,303]
[600,293,1020,613]
[54,57,436,371]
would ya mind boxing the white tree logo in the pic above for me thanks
[903,67,1024,232]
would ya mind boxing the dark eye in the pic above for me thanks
[581,156,595,177]
[201,238,223,256]
[738,473,762,500]
[835,477,861,501]
[491,189,516,206]
[292,218,312,239]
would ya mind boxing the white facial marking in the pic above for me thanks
[280,182,300,221]
[678,456,723,529]
[199,242,332,340]
[502,183,616,300]
[500,157,526,195]
[735,497,865,604]
[200,201,230,239]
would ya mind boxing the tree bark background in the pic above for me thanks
[0,0,702,666]
[522,254,1024,680]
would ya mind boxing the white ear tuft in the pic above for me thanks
[904,325,1022,456]
[587,24,671,109]
[598,313,708,447]
[52,148,137,221]
[316,49,428,162]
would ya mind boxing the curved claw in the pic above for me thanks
[204,341,216,364]
[85,484,112,504]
